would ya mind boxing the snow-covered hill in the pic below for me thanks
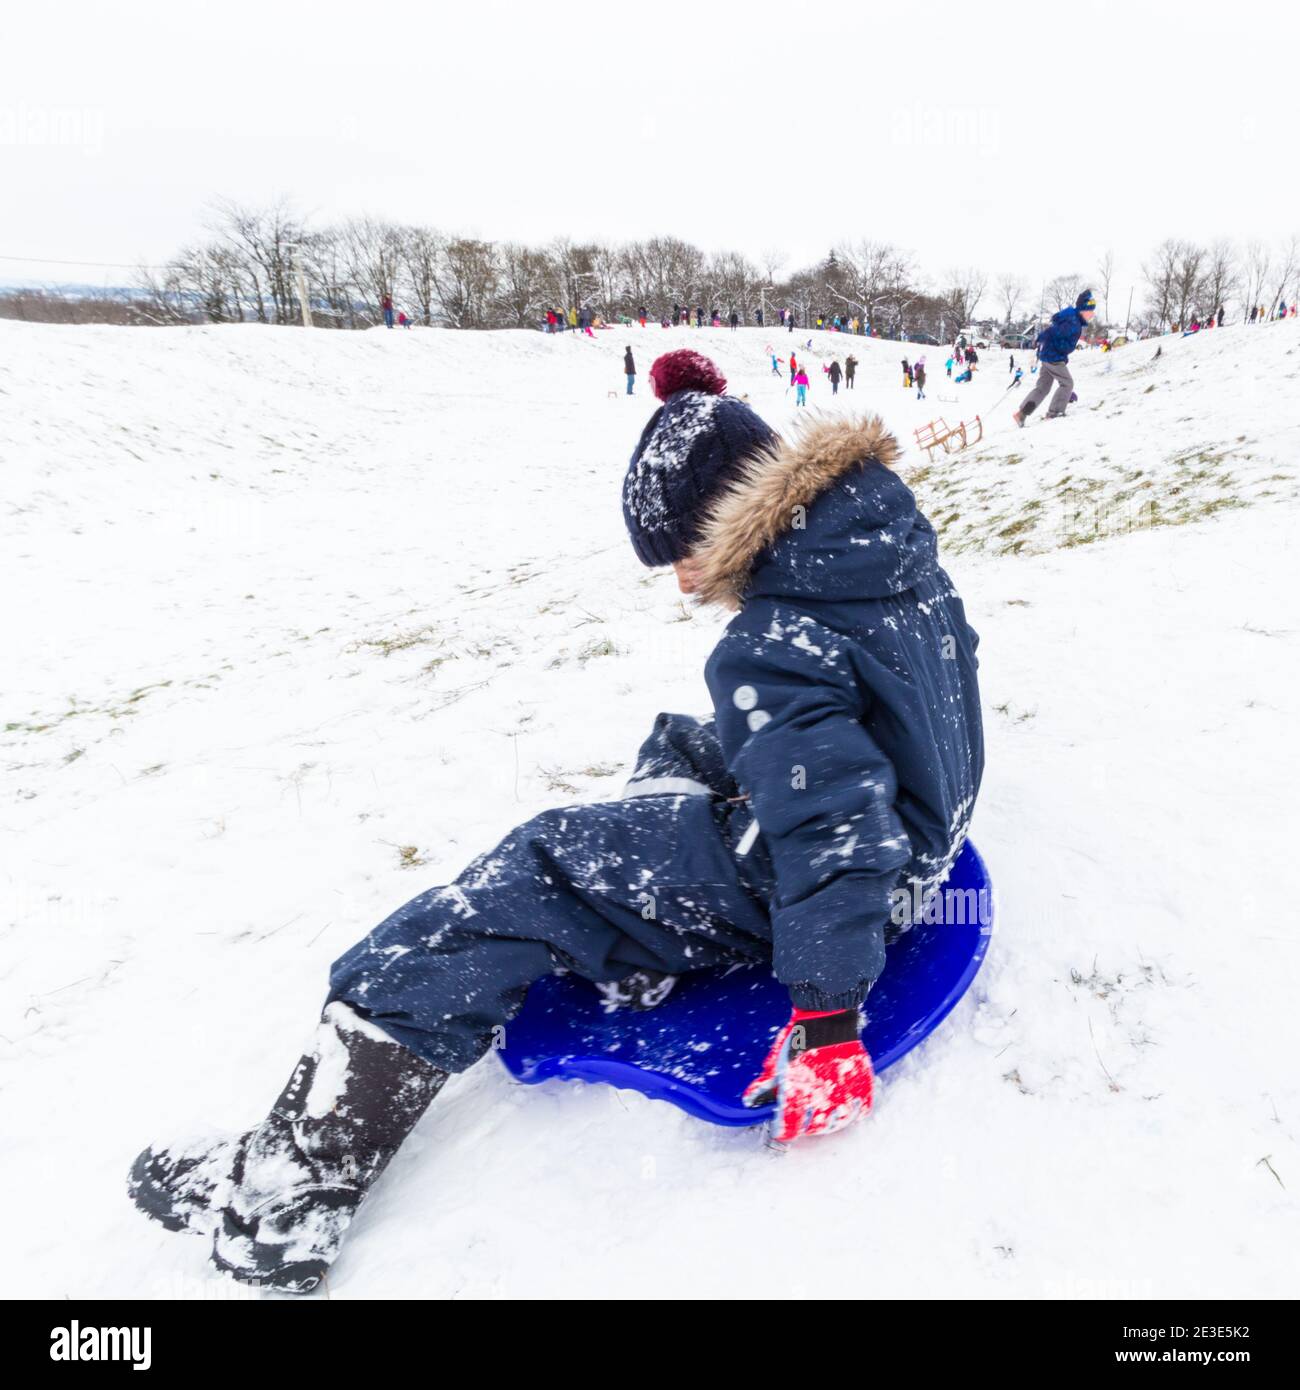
[2,318,1298,1298]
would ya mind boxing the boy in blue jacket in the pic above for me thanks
[1012,289,1096,426]
[128,350,984,1295]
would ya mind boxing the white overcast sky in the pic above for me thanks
[4,0,1295,309]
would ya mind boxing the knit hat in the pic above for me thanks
[622,350,778,568]
[1076,289,1097,312]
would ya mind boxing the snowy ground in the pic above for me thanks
[3,317,1298,1298]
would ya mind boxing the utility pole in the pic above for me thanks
[286,243,312,328]
[1123,286,1133,337]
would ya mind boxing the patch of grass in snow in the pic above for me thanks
[539,760,623,793]
[396,845,429,870]
[4,681,181,759]
[578,637,620,660]
[350,625,438,658]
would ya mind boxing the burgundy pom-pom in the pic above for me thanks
[649,350,727,402]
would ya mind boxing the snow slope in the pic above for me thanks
[2,317,1298,1299]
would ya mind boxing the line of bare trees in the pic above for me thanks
[1140,235,1299,332]
[130,204,1071,342]
[7,197,1297,339]
[128,200,1087,340]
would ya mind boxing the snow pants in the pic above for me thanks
[327,715,778,1073]
[1023,359,1073,417]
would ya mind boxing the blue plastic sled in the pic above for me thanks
[497,840,993,1127]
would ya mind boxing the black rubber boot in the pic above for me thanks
[207,1002,447,1294]
[128,1003,446,1293]
[128,1131,247,1236]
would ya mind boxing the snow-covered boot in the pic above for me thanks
[208,1002,446,1294]
[128,1132,247,1236]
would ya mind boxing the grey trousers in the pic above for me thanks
[1022,359,1073,417]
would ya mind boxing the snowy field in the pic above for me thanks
[3,317,1299,1299]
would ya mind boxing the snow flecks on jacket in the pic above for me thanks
[696,414,984,1010]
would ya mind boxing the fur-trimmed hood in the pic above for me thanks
[690,413,937,610]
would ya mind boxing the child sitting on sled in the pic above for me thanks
[129,350,985,1294]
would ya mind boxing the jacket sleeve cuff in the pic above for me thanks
[787,981,872,1013]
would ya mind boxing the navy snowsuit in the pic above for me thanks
[329,415,983,1070]
[328,715,776,1072]
[1036,305,1085,363]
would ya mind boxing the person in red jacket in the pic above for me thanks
[381,293,394,329]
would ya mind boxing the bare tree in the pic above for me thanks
[1242,239,1271,318]
[335,218,403,323]
[495,241,551,327]
[1045,271,1085,313]
[995,272,1026,326]
[941,266,988,332]
[636,236,705,315]
[208,197,305,324]
[1170,242,1206,329]
[1268,233,1299,315]
[1096,249,1115,323]
[833,240,918,332]
[430,238,498,328]
[387,225,438,326]
[546,239,601,316]
[1198,239,1238,323]
[1142,239,1181,330]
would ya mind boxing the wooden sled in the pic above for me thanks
[914,414,983,460]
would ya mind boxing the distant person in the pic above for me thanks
[381,293,394,329]
[828,359,843,394]
[794,366,810,406]
[1012,290,1096,426]
[845,353,857,389]
[729,311,739,332]
[913,357,927,400]
[624,346,636,395]
[901,356,912,389]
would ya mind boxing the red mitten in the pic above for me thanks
[743,1007,874,1142]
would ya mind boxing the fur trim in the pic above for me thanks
[691,413,901,610]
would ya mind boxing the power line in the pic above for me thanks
[0,253,167,270]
